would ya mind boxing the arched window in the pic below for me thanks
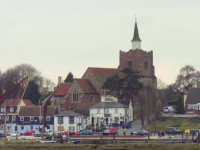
[144,62,148,69]
[128,61,132,68]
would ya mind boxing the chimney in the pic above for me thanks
[58,76,62,86]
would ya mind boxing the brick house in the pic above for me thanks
[61,79,100,110]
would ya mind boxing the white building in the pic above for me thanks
[90,100,133,126]
[54,110,84,132]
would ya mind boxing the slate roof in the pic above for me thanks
[87,67,122,86]
[73,108,90,116]
[90,102,129,108]
[131,22,142,42]
[54,83,71,96]
[186,88,200,104]
[0,99,33,107]
[19,106,57,116]
[118,100,131,106]
[76,79,98,93]
[56,110,82,117]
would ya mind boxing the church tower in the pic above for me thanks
[131,19,142,50]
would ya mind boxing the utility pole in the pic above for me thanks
[2,87,7,140]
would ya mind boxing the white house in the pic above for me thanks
[90,100,132,126]
[54,110,84,132]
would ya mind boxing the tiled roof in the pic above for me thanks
[88,67,121,86]
[56,110,81,117]
[186,88,200,104]
[0,99,33,107]
[54,83,71,96]
[76,79,98,93]
[19,106,57,116]
[73,108,89,116]
[90,102,129,108]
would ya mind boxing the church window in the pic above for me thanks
[145,62,148,69]
[128,62,132,68]
[73,92,78,102]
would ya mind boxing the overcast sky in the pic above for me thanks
[0,0,200,86]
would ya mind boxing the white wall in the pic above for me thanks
[132,41,141,50]
[101,95,118,102]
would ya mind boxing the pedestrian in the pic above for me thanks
[169,136,171,141]
[171,135,173,141]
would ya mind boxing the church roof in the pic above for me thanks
[88,67,121,86]
[131,22,141,42]
[75,79,98,93]
[54,83,71,96]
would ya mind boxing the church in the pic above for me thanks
[51,20,157,112]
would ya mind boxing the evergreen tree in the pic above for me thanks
[103,67,143,101]
[64,72,74,83]
[24,80,41,105]
[176,96,185,114]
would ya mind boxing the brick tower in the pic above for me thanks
[118,19,156,87]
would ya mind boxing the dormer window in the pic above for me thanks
[144,62,148,69]
[128,61,132,68]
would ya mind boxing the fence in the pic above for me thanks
[161,114,200,117]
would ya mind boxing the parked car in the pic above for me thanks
[163,106,175,113]
[45,130,53,136]
[164,127,181,134]
[22,130,35,136]
[62,130,75,135]
[33,131,42,137]
[11,131,20,137]
[80,130,93,135]
[122,122,131,129]
[103,129,110,135]
[131,130,148,135]
[7,131,13,136]
[76,131,80,135]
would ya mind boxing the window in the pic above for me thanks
[30,116,34,121]
[73,90,78,102]
[39,116,42,123]
[125,109,128,115]
[47,126,50,129]
[90,96,94,104]
[10,107,14,112]
[57,126,64,131]
[6,116,9,121]
[105,108,109,114]
[97,108,100,114]
[69,126,75,131]
[128,61,132,68]
[30,125,33,130]
[20,117,24,121]
[115,108,118,114]
[69,116,74,124]
[0,115,2,120]
[105,98,113,102]
[145,62,148,69]
[0,125,3,130]
[46,116,50,121]
[20,125,24,130]
[12,116,16,121]
[1,108,3,112]
[58,116,63,124]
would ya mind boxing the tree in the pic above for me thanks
[64,72,74,83]
[24,80,41,105]
[44,78,55,91]
[103,67,143,103]
[157,78,167,89]
[176,96,185,114]
[174,65,198,92]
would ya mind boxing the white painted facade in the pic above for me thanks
[101,95,118,102]
[132,41,141,50]
[54,115,84,132]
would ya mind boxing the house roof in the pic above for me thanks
[75,79,98,93]
[56,110,82,117]
[54,83,71,96]
[90,102,129,108]
[88,67,121,86]
[186,88,200,104]
[73,108,90,116]
[19,106,57,116]
[0,99,33,107]
[118,100,131,106]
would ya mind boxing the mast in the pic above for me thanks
[2,87,6,139]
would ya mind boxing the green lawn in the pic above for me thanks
[145,117,200,132]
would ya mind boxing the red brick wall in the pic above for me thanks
[118,49,154,77]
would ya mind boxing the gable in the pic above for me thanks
[186,88,200,104]
[66,80,84,94]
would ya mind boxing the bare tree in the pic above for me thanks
[44,78,56,91]
[157,78,168,89]
[173,65,198,92]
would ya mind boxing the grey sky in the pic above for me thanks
[1,0,200,85]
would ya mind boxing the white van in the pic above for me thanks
[163,106,175,113]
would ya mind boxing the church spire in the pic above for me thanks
[131,17,142,49]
